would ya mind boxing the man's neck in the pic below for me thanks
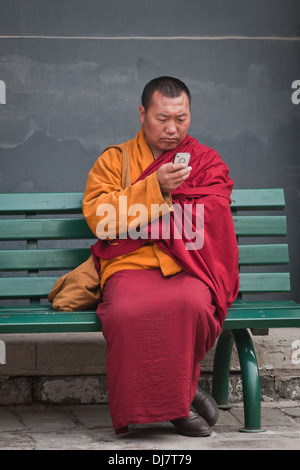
[145,140,162,160]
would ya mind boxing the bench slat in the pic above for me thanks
[238,272,290,293]
[0,189,285,213]
[0,218,94,240]
[1,301,299,334]
[230,188,285,210]
[0,277,58,298]
[233,216,287,236]
[224,303,300,329]
[0,244,289,270]
[0,215,287,240]
[0,192,83,214]
[238,244,289,265]
[0,248,91,270]
[0,309,101,333]
[0,272,291,299]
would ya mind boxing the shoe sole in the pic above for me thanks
[175,428,212,437]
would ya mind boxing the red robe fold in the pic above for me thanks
[91,134,239,325]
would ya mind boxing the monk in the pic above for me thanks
[83,76,239,437]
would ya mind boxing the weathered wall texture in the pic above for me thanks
[0,1,299,403]
[0,0,299,301]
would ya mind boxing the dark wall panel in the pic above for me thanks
[0,1,299,300]
[1,0,299,37]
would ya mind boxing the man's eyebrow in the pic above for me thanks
[156,112,189,117]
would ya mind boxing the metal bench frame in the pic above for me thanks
[1,189,300,432]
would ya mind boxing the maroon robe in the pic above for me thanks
[93,134,239,434]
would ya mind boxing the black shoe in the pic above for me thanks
[192,386,219,427]
[171,409,211,437]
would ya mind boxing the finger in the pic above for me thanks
[172,162,188,170]
[172,166,192,177]
[165,162,187,172]
[170,169,192,184]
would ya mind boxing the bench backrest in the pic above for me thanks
[0,189,289,307]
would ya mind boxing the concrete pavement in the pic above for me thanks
[0,400,299,451]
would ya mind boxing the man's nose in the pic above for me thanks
[165,121,177,134]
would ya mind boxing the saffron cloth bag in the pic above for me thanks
[48,146,131,311]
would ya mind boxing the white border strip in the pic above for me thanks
[0,340,6,365]
[0,35,300,41]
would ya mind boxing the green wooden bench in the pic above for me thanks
[0,189,300,433]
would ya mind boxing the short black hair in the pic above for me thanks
[141,76,191,112]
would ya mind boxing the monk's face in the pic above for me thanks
[139,91,191,158]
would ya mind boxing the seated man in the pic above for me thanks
[83,76,239,437]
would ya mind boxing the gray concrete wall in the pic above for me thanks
[0,1,300,402]
[1,329,300,405]
[0,1,299,301]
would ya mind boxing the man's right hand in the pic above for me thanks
[156,162,192,193]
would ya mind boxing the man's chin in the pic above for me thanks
[160,140,179,151]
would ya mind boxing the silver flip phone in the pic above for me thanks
[173,153,191,167]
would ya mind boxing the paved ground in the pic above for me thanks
[0,400,299,451]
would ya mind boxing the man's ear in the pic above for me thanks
[139,105,145,124]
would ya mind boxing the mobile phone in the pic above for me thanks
[173,153,191,167]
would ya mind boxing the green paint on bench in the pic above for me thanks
[0,188,299,433]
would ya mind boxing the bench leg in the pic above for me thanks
[231,329,266,432]
[212,329,266,433]
[212,329,234,409]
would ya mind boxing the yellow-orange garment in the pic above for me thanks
[82,127,183,290]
